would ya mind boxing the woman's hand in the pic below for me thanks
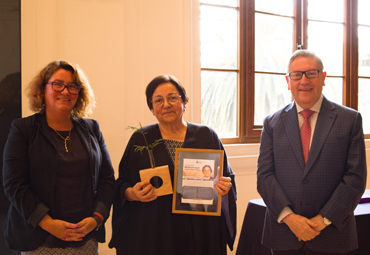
[216,176,232,197]
[38,214,85,241]
[125,180,157,202]
[65,217,99,241]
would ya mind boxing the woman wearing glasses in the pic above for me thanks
[109,75,237,255]
[3,60,115,255]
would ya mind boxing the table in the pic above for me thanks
[236,190,370,255]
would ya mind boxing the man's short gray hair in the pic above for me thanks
[287,50,324,72]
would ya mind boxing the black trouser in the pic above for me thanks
[272,243,347,255]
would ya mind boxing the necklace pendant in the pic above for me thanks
[64,140,69,152]
[53,128,71,153]
[64,135,70,152]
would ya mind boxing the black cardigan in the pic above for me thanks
[3,113,115,251]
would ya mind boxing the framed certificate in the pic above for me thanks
[172,148,224,216]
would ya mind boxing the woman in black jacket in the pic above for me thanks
[3,60,115,254]
[110,75,237,255]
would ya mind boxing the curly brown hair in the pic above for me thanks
[26,60,95,119]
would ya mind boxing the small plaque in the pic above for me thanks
[140,165,173,197]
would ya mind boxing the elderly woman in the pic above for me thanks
[109,75,237,255]
[3,60,115,254]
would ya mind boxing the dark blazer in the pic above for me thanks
[257,96,367,253]
[2,113,115,251]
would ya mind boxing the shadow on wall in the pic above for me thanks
[0,72,22,255]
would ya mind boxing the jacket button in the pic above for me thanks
[302,179,309,184]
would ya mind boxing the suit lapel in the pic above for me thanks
[304,97,336,176]
[35,114,57,148]
[73,119,93,165]
[282,102,306,170]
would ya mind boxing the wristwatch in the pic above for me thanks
[322,217,332,226]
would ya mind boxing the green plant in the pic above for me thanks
[126,123,163,169]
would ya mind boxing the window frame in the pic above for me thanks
[200,0,368,143]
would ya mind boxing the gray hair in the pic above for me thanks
[287,50,324,72]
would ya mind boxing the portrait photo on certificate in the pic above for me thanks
[172,148,223,216]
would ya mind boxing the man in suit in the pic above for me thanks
[257,50,367,255]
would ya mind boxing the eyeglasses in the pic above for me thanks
[47,81,81,95]
[288,69,321,81]
[152,94,182,107]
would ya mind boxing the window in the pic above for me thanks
[200,0,370,143]
[358,0,370,136]
[200,1,239,139]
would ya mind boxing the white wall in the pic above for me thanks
[22,1,194,254]
[21,1,370,254]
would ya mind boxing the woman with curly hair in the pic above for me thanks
[3,60,115,255]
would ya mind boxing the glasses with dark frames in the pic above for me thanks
[47,81,81,95]
[288,69,321,81]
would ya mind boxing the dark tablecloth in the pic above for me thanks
[236,190,370,255]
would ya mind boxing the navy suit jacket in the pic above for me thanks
[257,96,367,253]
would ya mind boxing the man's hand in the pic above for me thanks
[309,214,328,232]
[283,213,320,241]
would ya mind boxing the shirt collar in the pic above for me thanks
[295,94,323,114]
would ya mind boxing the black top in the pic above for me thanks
[43,128,93,248]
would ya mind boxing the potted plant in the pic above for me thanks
[127,123,173,196]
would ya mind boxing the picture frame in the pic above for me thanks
[172,148,224,216]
